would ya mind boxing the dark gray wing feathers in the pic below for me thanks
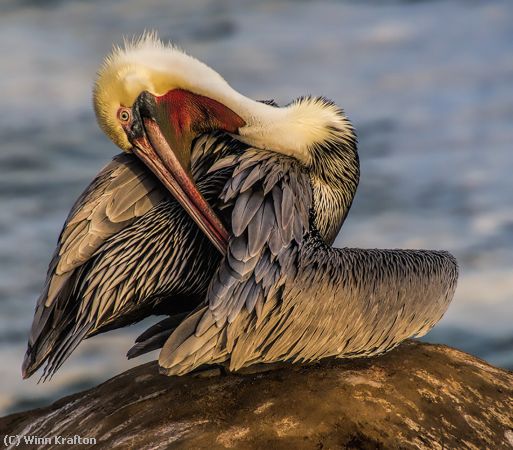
[24,133,239,379]
[158,153,458,376]
[159,151,312,374]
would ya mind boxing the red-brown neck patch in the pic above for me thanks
[155,88,246,136]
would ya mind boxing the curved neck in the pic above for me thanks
[103,38,357,166]
[134,55,352,165]
[221,93,360,245]
[181,85,333,165]
[310,138,360,244]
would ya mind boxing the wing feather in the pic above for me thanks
[158,151,313,374]
[24,132,242,379]
[158,147,458,377]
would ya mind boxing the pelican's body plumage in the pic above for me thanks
[23,34,457,380]
[151,149,458,374]
[22,133,238,379]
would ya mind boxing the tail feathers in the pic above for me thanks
[135,313,188,343]
[128,332,171,360]
[127,313,188,359]
[159,308,227,375]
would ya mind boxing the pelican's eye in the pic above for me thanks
[118,108,131,123]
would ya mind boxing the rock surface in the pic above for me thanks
[1,341,512,449]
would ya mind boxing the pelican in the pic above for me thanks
[22,33,457,380]
[112,36,457,375]
[22,34,358,380]
[127,113,458,374]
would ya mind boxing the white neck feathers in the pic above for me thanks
[96,33,354,164]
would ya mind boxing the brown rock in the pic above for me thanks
[1,341,512,449]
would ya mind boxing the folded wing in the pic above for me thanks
[23,133,239,380]
[158,152,458,375]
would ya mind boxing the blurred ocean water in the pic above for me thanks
[0,0,512,415]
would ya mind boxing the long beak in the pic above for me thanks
[129,92,229,255]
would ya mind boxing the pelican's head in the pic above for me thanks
[93,33,251,252]
[93,32,247,153]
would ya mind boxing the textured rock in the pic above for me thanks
[1,341,512,449]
